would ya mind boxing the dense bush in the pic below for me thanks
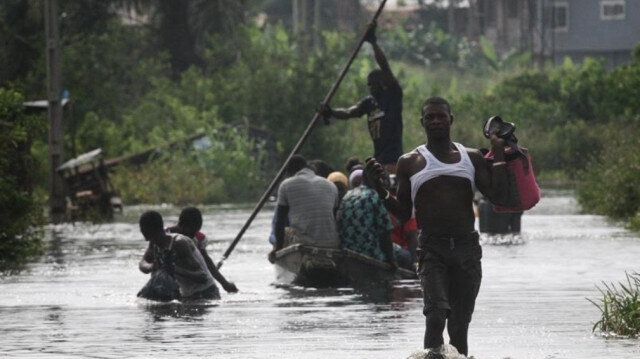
[111,127,266,204]
[576,124,640,221]
[0,88,44,269]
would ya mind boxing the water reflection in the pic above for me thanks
[140,301,217,321]
[46,230,66,267]
[2,195,640,358]
[480,233,526,246]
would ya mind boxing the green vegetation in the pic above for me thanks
[590,272,640,337]
[111,127,265,204]
[1,1,640,229]
[0,88,44,270]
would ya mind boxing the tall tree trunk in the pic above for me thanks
[158,0,202,77]
[448,0,456,34]
[313,0,321,51]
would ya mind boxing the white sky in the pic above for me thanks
[362,0,471,11]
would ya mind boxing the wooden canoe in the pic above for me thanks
[273,244,417,289]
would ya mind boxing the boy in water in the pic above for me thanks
[139,210,219,300]
[166,207,238,293]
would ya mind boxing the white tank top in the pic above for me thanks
[409,142,476,205]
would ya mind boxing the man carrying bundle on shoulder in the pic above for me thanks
[365,97,509,357]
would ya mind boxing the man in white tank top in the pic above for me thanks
[364,97,509,356]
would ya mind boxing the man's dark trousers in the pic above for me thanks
[418,231,482,356]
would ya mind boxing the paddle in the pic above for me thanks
[216,0,389,269]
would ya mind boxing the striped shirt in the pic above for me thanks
[277,168,339,248]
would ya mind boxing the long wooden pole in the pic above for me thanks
[217,0,388,269]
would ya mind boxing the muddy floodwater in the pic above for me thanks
[1,190,639,358]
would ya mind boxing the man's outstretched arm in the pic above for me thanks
[321,102,367,120]
[200,248,238,293]
[366,23,400,91]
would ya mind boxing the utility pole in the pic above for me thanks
[45,0,65,222]
[313,0,321,51]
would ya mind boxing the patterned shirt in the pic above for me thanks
[337,185,394,261]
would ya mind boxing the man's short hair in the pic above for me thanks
[179,207,203,231]
[367,69,384,85]
[309,159,333,178]
[287,155,307,176]
[345,157,363,174]
[139,211,164,237]
[422,96,452,115]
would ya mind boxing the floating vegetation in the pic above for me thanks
[589,272,640,337]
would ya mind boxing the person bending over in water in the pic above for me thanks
[365,97,508,356]
[167,207,238,293]
[139,211,220,301]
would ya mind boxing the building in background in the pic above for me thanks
[542,0,640,67]
[470,0,640,68]
[364,0,639,68]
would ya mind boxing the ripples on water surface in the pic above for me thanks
[1,191,639,358]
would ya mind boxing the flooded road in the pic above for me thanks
[1,191,639,358]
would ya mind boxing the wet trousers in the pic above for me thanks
[418,231,482,356]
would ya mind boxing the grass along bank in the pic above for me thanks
[589,272,640,337]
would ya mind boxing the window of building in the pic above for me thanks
[552,2,569,32]
[601,0,625,20]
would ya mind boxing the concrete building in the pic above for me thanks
[544,0,640,67]
[473,0,640,68]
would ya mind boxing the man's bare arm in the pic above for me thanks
[200,248,238,292]
[370,41,400,90]
[330,104,367,120]
[139,244,155,274]
[365,156,413,222]
[470,136,509,205]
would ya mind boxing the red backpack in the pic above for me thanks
[485,147,541,213]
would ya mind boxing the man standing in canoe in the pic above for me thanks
[321,22,403,174]
[365,97,509,356]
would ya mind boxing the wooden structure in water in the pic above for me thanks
[57,148,122,220]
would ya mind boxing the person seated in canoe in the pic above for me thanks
[345,156,364,176]
[327,171,349,202]
[138,211,220,301]
[349,168,364,188]
[268,155,340,263]
[336,169,397,269]
[166,207,238,293]
[388,174,419,270]
[309,159,334,178]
